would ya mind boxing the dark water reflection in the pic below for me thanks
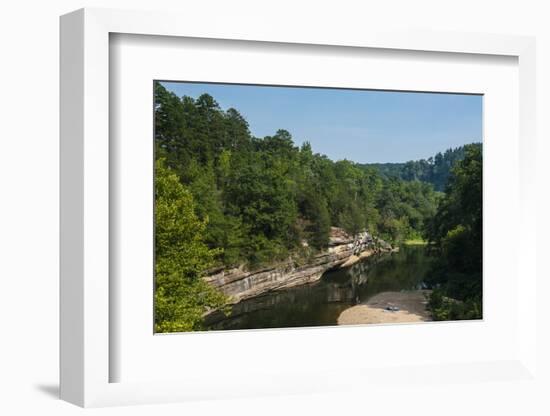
[206,245,433,330]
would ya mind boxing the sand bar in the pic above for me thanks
[337,290,432,325]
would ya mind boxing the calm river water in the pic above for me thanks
[207,244,433,330]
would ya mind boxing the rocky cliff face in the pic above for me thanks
[204,227,391,303]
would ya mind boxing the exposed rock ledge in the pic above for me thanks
[203,227,392,303]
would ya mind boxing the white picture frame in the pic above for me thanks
[60,7,538,408]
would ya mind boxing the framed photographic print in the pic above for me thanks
[152,80,482,333]
[60,8,538,408]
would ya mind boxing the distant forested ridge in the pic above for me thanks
[361,143,481,192]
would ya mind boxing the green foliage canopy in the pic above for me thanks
[426,144,483,320]
[155,159,227,332]
[154,81,447,268]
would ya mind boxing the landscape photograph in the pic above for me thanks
[154,81,483,333]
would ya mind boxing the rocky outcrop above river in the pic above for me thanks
[204,227,391,303]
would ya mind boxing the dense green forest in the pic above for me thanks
[154,81,482,331]
[362,143,481,192]
[425,145,483,320]
[155,82,440,267]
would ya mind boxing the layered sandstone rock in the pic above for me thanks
[203,227,390,303]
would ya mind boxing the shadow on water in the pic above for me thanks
[207,245,434,330]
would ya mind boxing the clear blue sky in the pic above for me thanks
[161,81,482,164]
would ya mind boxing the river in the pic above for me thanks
[206,244,433,330]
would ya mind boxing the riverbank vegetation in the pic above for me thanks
[403,239,429,245]
[425,145,482,320]
[153,81,482,330]
[155,159,228,332]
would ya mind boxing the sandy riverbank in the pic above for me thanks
[337,290,432,325]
